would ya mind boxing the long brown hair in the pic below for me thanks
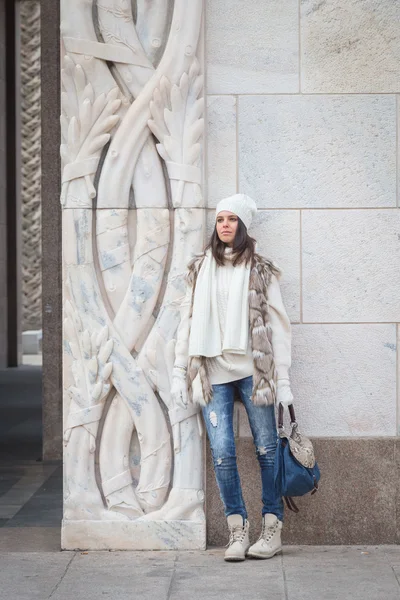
[205,217,256,267]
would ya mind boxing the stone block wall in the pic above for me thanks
[205,0,400,543]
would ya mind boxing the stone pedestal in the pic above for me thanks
[62,521,206,551]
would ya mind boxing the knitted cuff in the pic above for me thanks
[277,378,290,387]
[173,366,187,380]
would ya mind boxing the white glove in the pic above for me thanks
[170,367,189,409]
[276,378,293,409]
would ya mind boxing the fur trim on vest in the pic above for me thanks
[186,253,280,407]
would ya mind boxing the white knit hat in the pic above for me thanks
[215,193,257,230]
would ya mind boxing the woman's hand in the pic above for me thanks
[170,367,189,409]
[276,378,293,409]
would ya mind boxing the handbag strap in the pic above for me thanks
[278,403,297,430]
[284,496,299,513]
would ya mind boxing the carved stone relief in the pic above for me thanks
[61,0,205,550]
[21,1,42,330]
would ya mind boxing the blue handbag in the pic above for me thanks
[274,404,320,513]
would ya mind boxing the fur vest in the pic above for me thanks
[186,253,281,407]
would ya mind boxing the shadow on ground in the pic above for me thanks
[0,367,62,550]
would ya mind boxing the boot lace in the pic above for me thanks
[227,524,246,547]
[259,520,278,543]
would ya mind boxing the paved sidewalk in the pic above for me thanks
[1,546,400,600]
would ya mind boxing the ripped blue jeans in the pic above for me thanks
[202,375,284,522]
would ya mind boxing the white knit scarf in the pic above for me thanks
[188,248,250,357]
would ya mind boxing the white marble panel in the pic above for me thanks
[290,324,397,437]
[301,0,400,93]
[206,209,300,322]
[206,96,236,208]
[302,210,400,323]
[206,0,299,94]
[238,95,396,209]
[62,519,206,550]
[61,0,206,550]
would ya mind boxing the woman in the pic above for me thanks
[171,193,293,562]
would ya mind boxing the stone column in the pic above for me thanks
[0,0,7,368]
[61,0,206,550]
[41,0,62,460]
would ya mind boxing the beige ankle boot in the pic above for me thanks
[247,514,282,559]
[224,514,250,562]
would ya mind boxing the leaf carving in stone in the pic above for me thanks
[97,2,133,23]
[64,300,114,452]
[148,58,204,206]
[60,56,121,204]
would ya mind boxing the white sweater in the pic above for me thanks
[174,260,292,385]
